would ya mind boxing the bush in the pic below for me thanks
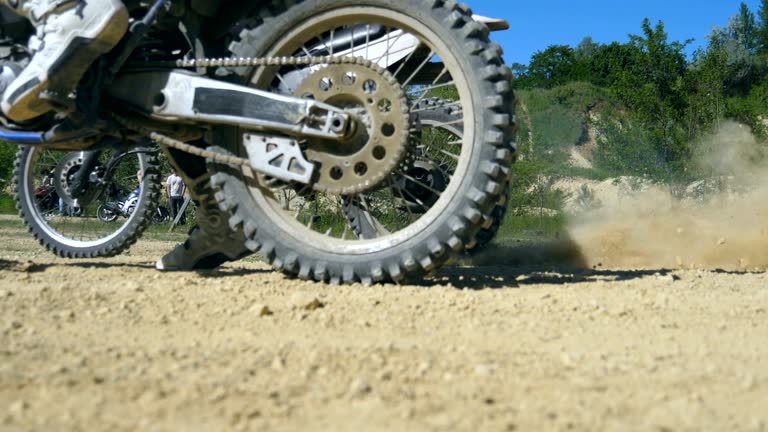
[592,117,675,181]
[0,141,16,190]
[0,193,16,215]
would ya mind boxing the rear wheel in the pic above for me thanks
[152,206,171,224]
[96,204,119,222]
[213,0,515,283]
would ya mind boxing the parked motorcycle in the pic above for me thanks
[97,186,170,224]
[4,0,516,282]
[32,185,59,218]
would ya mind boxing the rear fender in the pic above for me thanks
[473,14,510,32]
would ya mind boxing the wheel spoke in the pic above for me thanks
[395,170,443,197]
[373,28,405,66]
[420,117,463,129]
[411,65,450,107]
[402,50,435,88]
[410,80,455,97]
[275,72,295,93]
[365,24,371,59]
[393,45,420,79]
[410,101,462,114]
[329,28,335,56]
[387,177,417,221]
[360,194,391,238]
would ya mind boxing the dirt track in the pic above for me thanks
[1,217,767,432]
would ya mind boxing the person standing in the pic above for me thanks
[166,172,186,225]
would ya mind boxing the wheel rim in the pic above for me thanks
[243,7,475,254]
[21,147,148,249]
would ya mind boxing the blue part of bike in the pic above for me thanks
[0,127,44,144]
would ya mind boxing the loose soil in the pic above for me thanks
[1,215,767,432]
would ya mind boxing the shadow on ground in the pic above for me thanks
[0,259,156,273]
[434,239,668,290]
[431,238,764,289]
[0,258,269,277]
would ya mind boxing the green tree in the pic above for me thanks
[758,0,768,53]
[711,4,766,96]
[685,45,728,137]
[0,141,16,192]
[587,42,643,87]
[610,19,690,168]
[510,62,530,87]
[524,45,579,89]
[575,36,600,60]
[735,2,759,52]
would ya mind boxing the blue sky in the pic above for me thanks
[468,0,762,65]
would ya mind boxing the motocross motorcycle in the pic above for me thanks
[32,184,58,217]
[4,0,516,282]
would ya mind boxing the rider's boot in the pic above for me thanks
[156,149,252,271]
[0,0,128,122]
[0,62,21,97]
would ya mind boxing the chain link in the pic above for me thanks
[172,55,389,75]
[113,113,252,167]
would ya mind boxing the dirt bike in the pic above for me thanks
[97,187,171,224]
[3,0,516,282]
[32,184,59,218]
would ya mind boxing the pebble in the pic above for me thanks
[378,369,393,381]
[348,378,372,398]
[271,356,285,370]
[304,298,325,311]
[54,310,75,320]
[742,375,757,391]
[656,274,677,283]
[250,304,273,317]
[8,400,28,415]
[474,364,496,377]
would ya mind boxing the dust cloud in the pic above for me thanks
[568,121,768,271]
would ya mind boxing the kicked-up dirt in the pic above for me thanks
[1,215,767,432]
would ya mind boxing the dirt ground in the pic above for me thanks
[1,216,767,432]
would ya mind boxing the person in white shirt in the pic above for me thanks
[166,173,187,225]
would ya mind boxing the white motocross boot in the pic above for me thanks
[0,0,128,121]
